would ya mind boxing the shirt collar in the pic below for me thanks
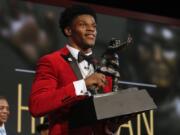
[0,124,5,128]
[66,44,93,60]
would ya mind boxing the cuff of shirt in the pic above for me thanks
[73,79,90,96]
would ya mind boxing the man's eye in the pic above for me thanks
[79,23,86,27]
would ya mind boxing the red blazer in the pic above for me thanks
[29,47,112,135]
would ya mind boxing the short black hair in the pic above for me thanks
[59,4,97,36]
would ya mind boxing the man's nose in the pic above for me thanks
[87,25,96,31]
[2,108,9,114]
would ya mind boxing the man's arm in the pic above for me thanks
[29,55,113,117]
[29,56,83,117]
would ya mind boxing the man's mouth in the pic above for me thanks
[1,116,8,121]
[85,34,96,39]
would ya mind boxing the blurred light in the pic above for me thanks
[163,50,176,60]
[145,25,155,35]
[162,28,173,39]
[174,98,180,116]
[10,20,24,34]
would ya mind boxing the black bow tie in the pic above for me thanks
[77,52,94,64]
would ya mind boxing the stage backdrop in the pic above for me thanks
[0,0,180,135]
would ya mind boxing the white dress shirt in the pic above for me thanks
[0,124,7,135]
[66,45,95,96]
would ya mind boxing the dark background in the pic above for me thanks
[0,0,180,134]
[73,0,180,19]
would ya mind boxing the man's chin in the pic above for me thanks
[83,43,94,49]
[1,119,8,123]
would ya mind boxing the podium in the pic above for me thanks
[69,88,157,128]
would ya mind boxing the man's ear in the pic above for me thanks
[64,27,72,36]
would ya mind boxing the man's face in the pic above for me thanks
[0,99,10,125]
[69,14,97,50]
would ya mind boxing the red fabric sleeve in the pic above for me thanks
[29,56,81,117]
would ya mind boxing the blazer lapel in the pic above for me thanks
[60,47,83,80]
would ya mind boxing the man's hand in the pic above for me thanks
[85,72,107,91]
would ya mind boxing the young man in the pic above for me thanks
[29,5,112,135]
[0,96,10,135]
